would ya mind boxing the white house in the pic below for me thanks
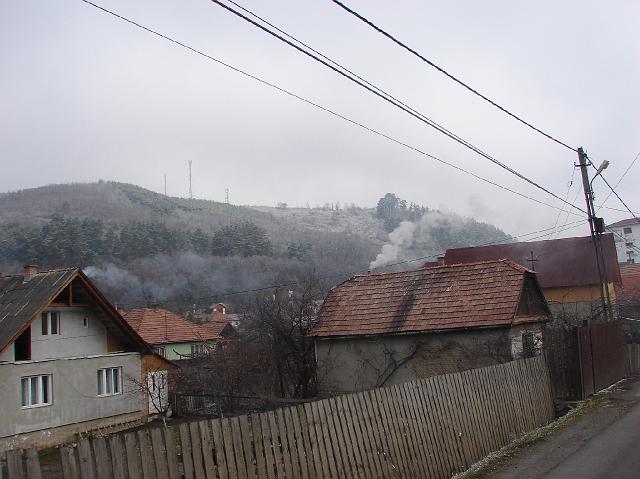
[0,266,174,451]
[608,218,640,264]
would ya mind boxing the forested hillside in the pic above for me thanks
[0,183,512,311]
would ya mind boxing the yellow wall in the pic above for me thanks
[544,283,616,305]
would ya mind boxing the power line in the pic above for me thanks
[329,0,577,152]
[600,175,640,224]
[597,150,640,212]
[209,0,585,216]
[77,0,584,218]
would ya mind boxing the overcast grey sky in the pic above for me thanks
[1,0,638,237]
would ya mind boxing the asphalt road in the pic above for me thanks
[545,399,640,478]
[486,375,640,479]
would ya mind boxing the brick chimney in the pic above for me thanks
[23,265,38,276]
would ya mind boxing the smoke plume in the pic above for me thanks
[369,221,417,269]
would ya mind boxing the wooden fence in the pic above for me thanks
[2,357,554,479]
[626,344,640,374]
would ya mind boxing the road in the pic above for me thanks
[486,375,640,479]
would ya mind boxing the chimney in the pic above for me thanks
[437,257,445,266]
[23,265,38,277]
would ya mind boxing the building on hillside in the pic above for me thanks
[607,218,640,264]
[443,234,621,323]
[0,266,175,451]
[618,264,640,320]
[121,307,236,360]
[309,259,550,395]
[187,302,241,328]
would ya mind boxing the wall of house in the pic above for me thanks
[611,224,637,264]
[159,341,215,360]
[0,352,144,438]
[509,323,544,359]
[544,284,617,324]
[315,328,514,395]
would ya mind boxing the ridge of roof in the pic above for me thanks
[0,267,78,279]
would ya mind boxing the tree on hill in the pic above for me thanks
[211,222,272,257]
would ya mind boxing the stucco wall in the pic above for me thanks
[0,307,108,363]
[0,352,144,438]
[316,328,515,395]
[159,341,215,360]
[544,284,617,324]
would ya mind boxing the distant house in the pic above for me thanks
[607,218,640,264]
[0,266,175,451]
[188,302,241,328]
[443,234,622,323]
[121,307,236,360]
[310,260,550,394]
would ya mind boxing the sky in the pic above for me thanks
[1,0,639,238]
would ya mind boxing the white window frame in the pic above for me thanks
[21,375,53,408]
[97,367,123,397]
[41,311,61,336]
[190,343,206,356]
[155,347,166,358]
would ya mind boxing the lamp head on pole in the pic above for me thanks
[596,160,610,175]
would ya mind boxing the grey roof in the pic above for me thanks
[0,269,77,352]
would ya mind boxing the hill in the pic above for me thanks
[0,182,512,311]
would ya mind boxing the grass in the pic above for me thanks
[454,395,608,479]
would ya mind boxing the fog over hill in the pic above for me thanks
[0,182,512,312]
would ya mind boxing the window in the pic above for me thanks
[83,317,89,328]
[624,227,633,234]
[155,347,166,358]
[97,367,122,396]
[21,375,52,407]
[41,312,60,336]
[522,332,536,358]
[191,343,206,356]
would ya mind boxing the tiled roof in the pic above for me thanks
[121,307,229,345]
[607,218,640,229]
[0,269,77,351]
[618,264,640,303]
[310,259,544,338]
[443,234,621,288]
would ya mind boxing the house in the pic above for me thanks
[618,263,640,320]
[188,302,241,328]
[443,234,622,323]
[121,307,236,360]
[0,266,175,451]
[310,259,550,394]
[607,218,640,264]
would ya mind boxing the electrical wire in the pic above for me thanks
[209,0,586,215]
[329,0,577,152]
[600,175,640,224]
[78,0,584,218]
[596,150,640,213]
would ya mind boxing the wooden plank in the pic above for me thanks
[319,399,348,478]
[77,439,96,479]
[6,450,24,479]
[209,419,229,479]
[428,375,460,476]
[24,449,41,479]
[373,387,406,476]
[189,421,206,479]
[137,430,156,479]
[230,417,249,479]
[124,432,142,479]
[399,382,431,478]
[150,428,170,479]
[342,394,371,479]
[248,416,267,479]
[446,372,474,468]
[454,370,482,465]
[198,421,217,479]
[290,406,311,479]
[486,364,512,443]
[60,446,79,479]
[337,395,365,479]
[302,403,324,479]
[308,401,333,478]
[238,415,257,479]
[412,379,443,478]
[330,396,358,479]
[505,362,526,434]
[462,369,492,459]
[163,428,180,479]
[471,366,501,452]
[267,412,285,479]
[93,437,114,479]
[390,384,424,477]
[221,418,240,479]
[275,409,294,479]
[362,389,392,477]
[109,435,127,479]
[352,392,385,478]
[282,407,303,479]
[179,423,195,479]
[259,413,277,479]
[407,380,440,479]
[315,399,340,478]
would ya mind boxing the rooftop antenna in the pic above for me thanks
[188,161,193,199]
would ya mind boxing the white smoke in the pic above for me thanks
[369,221,417,269]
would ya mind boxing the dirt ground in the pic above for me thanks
[479,375,640,478]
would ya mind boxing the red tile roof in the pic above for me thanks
[310,259,547,338]
[443,234,621,289]
[618,264,640,303]
[121,308,229,345]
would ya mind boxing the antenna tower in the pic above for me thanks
[188,161,193,199]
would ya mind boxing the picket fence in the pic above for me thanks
[3,356,554,479]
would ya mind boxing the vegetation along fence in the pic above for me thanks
[3,356,554,479]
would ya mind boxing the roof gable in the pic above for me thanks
[443,234,621,289]
[310,259,548,338]
[0,268,150,355]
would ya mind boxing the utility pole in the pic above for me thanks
[577,147,612,322]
